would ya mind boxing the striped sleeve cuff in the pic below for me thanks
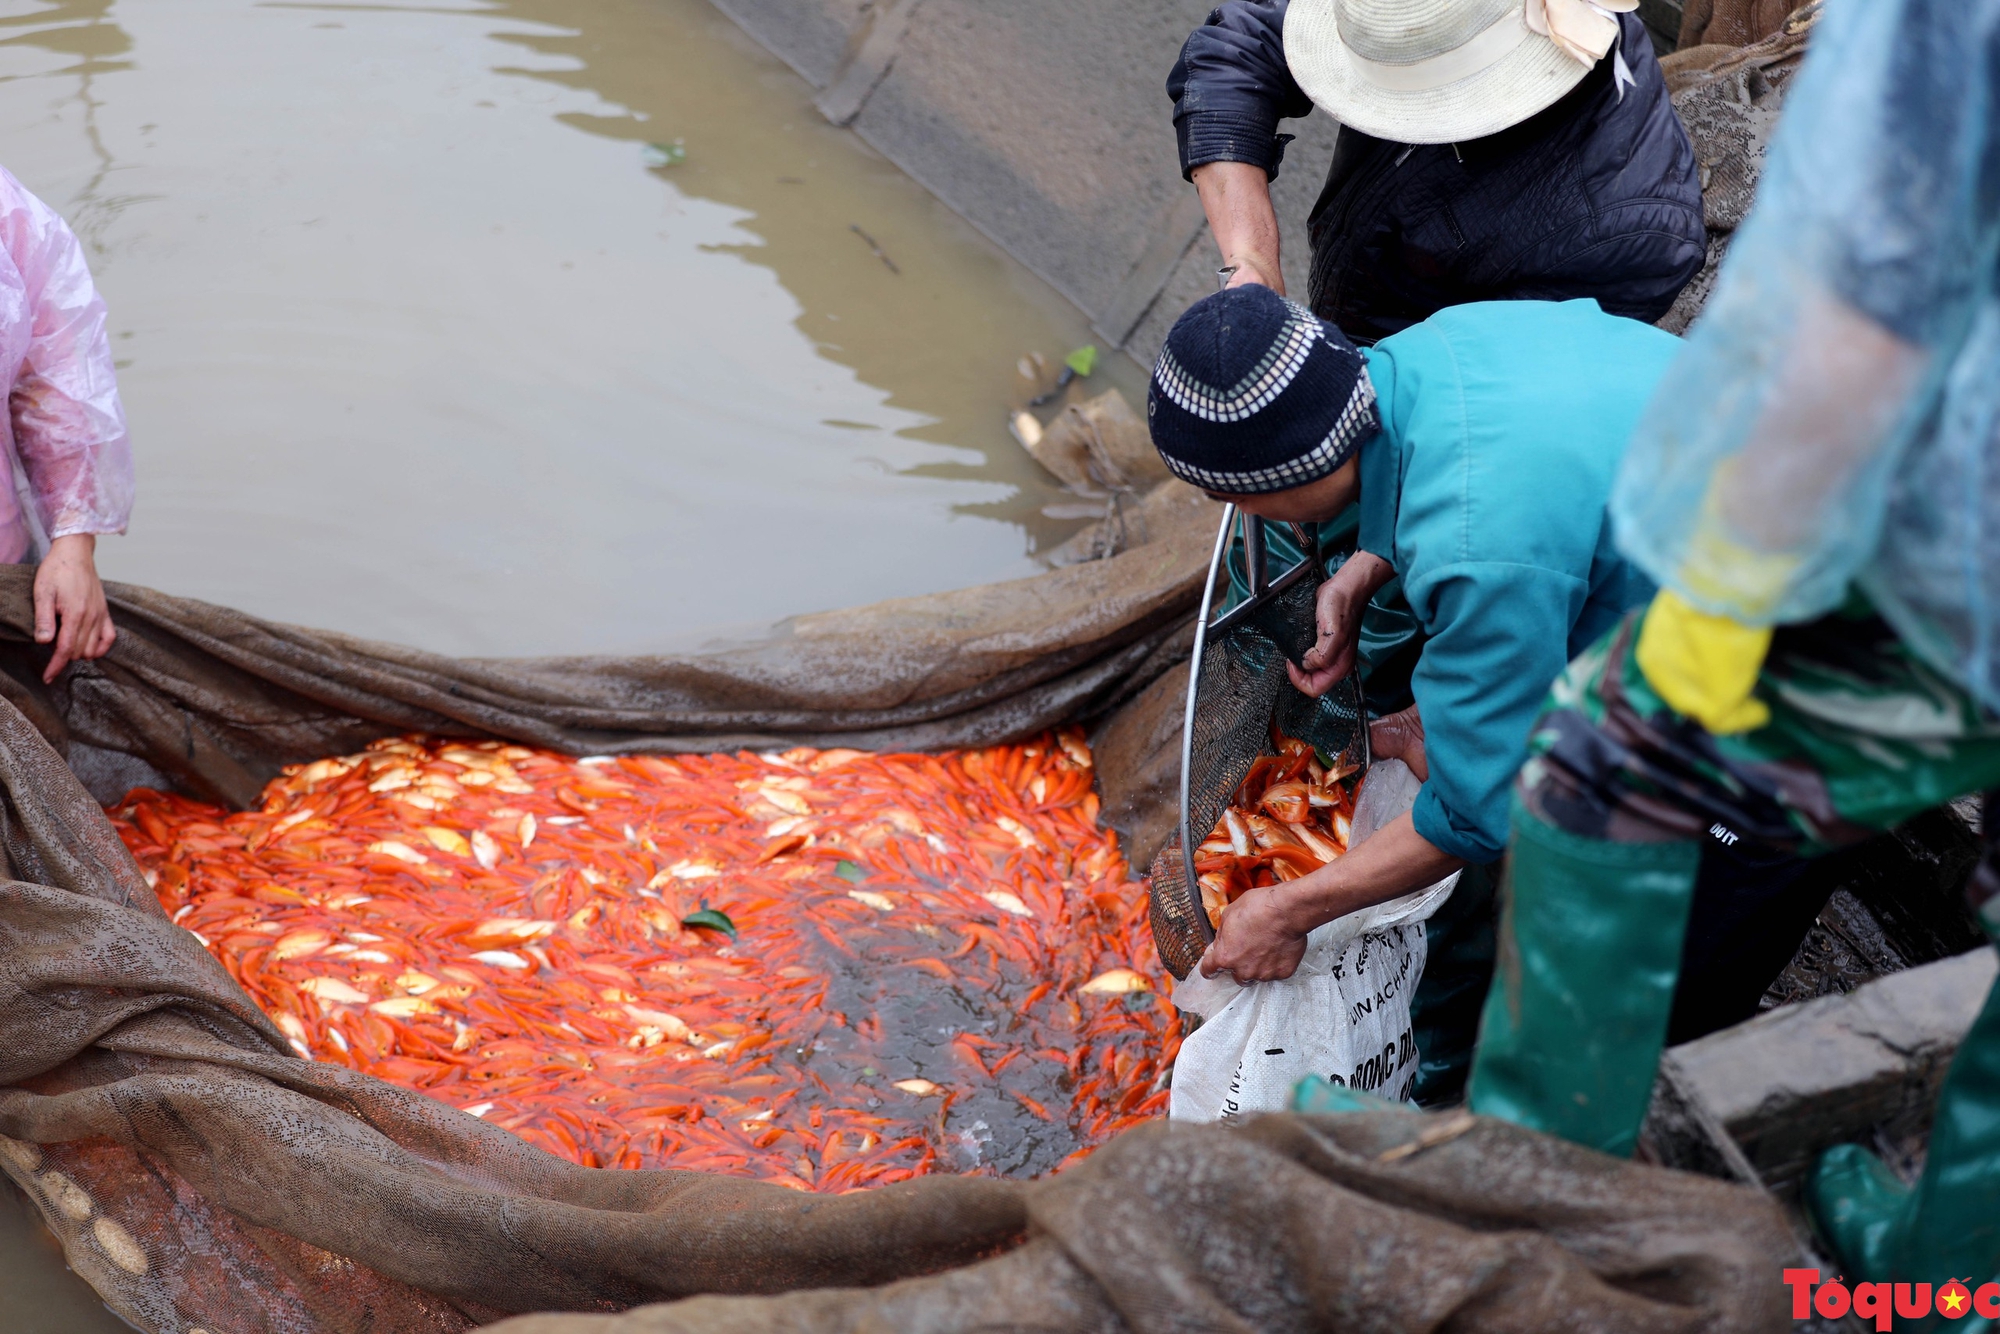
[1176,111,1292,181]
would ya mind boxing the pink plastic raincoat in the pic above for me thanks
[0,166,132,565]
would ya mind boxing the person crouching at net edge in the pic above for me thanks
[0,165,133,684]
[1146,284,1671,995]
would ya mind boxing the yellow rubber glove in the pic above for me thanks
[1634,589,1773,734]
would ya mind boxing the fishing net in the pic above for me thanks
[1147,576,1369,979]
[0,676,1802,1334]
[0,584,1803,1331]
[479,1105,1798,1334]
[0,508,1796,1333]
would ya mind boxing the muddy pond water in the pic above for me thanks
[0,0,1142,657]
[0,0,1149,1315]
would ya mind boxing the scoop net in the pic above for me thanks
[1147,512,1369,979]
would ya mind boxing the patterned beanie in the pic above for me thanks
[1146,285,1379,495]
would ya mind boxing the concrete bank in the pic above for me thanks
[701,0,1812,367]
[705,0,1341,365]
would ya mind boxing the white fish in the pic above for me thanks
[301,977,371,1005]
[420,826,471,857]
[470,829,501,870]
[365,840,427,865]
[470,950,531,970]
[982,890,1034,918]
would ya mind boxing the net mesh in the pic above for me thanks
[1148,578,1368,979]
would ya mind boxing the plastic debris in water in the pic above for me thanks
[849,224,900,274]
[109,730,1176,1191]
[1029,345,1100,407]
[640,140,687,169]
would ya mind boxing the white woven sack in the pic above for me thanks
[1169,760,1458,1122]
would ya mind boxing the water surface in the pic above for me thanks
[0,0,1140,655]
[0,0,1146,1308]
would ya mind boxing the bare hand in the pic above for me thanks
[1369,704,1427,781]
[1201,883,1308,983]
[1287,551,1395,697]
[33,533,114,683]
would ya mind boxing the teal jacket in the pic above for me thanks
[1357,301,1676,862]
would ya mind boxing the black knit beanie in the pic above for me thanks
[1146,286,1379,495]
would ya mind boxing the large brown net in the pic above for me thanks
[0,555,1800,1332]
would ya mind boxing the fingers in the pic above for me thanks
[1215,955,1298,984]
[1286,660,1342,699]
[1318,643,1355,681]
[35,562,115,682]
[1315,578,1344,633]
[43,610,78,684]
[1205,923,1306,984]
[31,566,55,644]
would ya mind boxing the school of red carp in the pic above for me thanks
[107,730,1177,1190]
[1193,730,1357,930]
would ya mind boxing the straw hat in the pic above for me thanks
[1284,0,1639,145]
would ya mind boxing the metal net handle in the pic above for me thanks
[1177,503,1237,950]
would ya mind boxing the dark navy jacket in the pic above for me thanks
[1168,3,1707,343]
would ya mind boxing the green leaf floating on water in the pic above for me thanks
[835,860,866,884]
[641,140,687,169]
[682,906,737,939]
[1064,345,1099,378]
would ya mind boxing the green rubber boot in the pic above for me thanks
[1466,803,1702,1157]
[1806,870,2000,1299]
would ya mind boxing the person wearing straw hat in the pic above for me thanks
[1169,0,1705,343]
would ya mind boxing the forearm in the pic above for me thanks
[1192,161,1284,294]
[1267,810,1463,934]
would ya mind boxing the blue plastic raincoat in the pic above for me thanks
[1611,0,2000,712]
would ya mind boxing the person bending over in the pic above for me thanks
[1146,283,1673,988]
